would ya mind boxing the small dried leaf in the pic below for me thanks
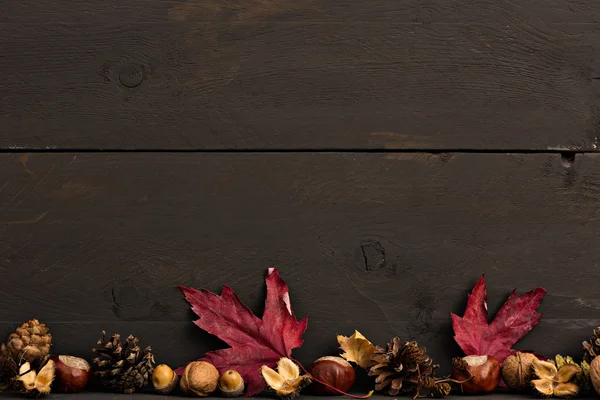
[533,359,558,380]
[337,330,376,368]
[556,364,581,384]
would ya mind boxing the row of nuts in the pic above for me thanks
[153,362,245,397]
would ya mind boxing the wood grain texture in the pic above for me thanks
[0,153,599,374]
[1,0,599,149]
[4,0,600,23]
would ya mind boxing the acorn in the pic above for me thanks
[180,361,220,397]
[451,355,501,394]
[309,356,356,395]
[219,369,244,397]
[152,364,179,394]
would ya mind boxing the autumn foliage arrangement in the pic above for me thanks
[5,270,600,398]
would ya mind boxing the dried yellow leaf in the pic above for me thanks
[337,330,376,368]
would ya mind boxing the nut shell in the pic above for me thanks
[52,355,91,393]
[180,361,220,397]
[219,370,244,397]
[451,355,500,394]
[309,356,355,395]
[153,364,179,394]
[502,352,537,392]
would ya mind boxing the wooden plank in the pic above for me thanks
[0,153,599,372]
[3,0,600,24]
[0,20,597,149]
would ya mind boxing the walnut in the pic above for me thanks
[501,352,537,391]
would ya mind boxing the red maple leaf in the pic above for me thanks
[178,268,307,396]
[451,275,546,364]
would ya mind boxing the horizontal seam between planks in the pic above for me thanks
[0,149,593,154]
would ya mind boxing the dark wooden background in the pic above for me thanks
[1,0,600,387]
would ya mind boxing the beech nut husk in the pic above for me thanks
[451,355,500,394]
[502,352,537,392]
[153,364,179,395]
[180,361,220,397]
[52,355,91,393]
[309,356,356,395]
[590,356,600,395]
[219,369,244,397]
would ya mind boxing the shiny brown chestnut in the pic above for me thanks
[52,355,92,393]
[451,355,500,394]
[309,356,355,395]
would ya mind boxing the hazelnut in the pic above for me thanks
[152,364,179,394]
[451,355,500,394]
[52,355,91,393]
[219,369,244,397]
[502,352,537,392]
[309,356,356,395]
[180,361,219,397]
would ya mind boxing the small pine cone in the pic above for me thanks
[431,381,451,398]
[6,319,52,364]
[92,331,155,394]
[369,337,437,396]
[452,356,468,372]
[584,328,600,363]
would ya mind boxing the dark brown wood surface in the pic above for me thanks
[3,0,600,395]
[0,153,598,375]
[1,0,600,149]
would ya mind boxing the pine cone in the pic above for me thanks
[92,331,155,394]
[6,319,51,363]
[583,328,600,363]
[0,319,52,391]
[368,337,437,396]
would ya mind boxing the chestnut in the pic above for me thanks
[309,356,355,395]
[451,355,500,394]
[52,355,91,393]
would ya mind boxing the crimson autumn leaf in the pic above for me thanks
[451,275,546,364]
[178,268,307,396]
